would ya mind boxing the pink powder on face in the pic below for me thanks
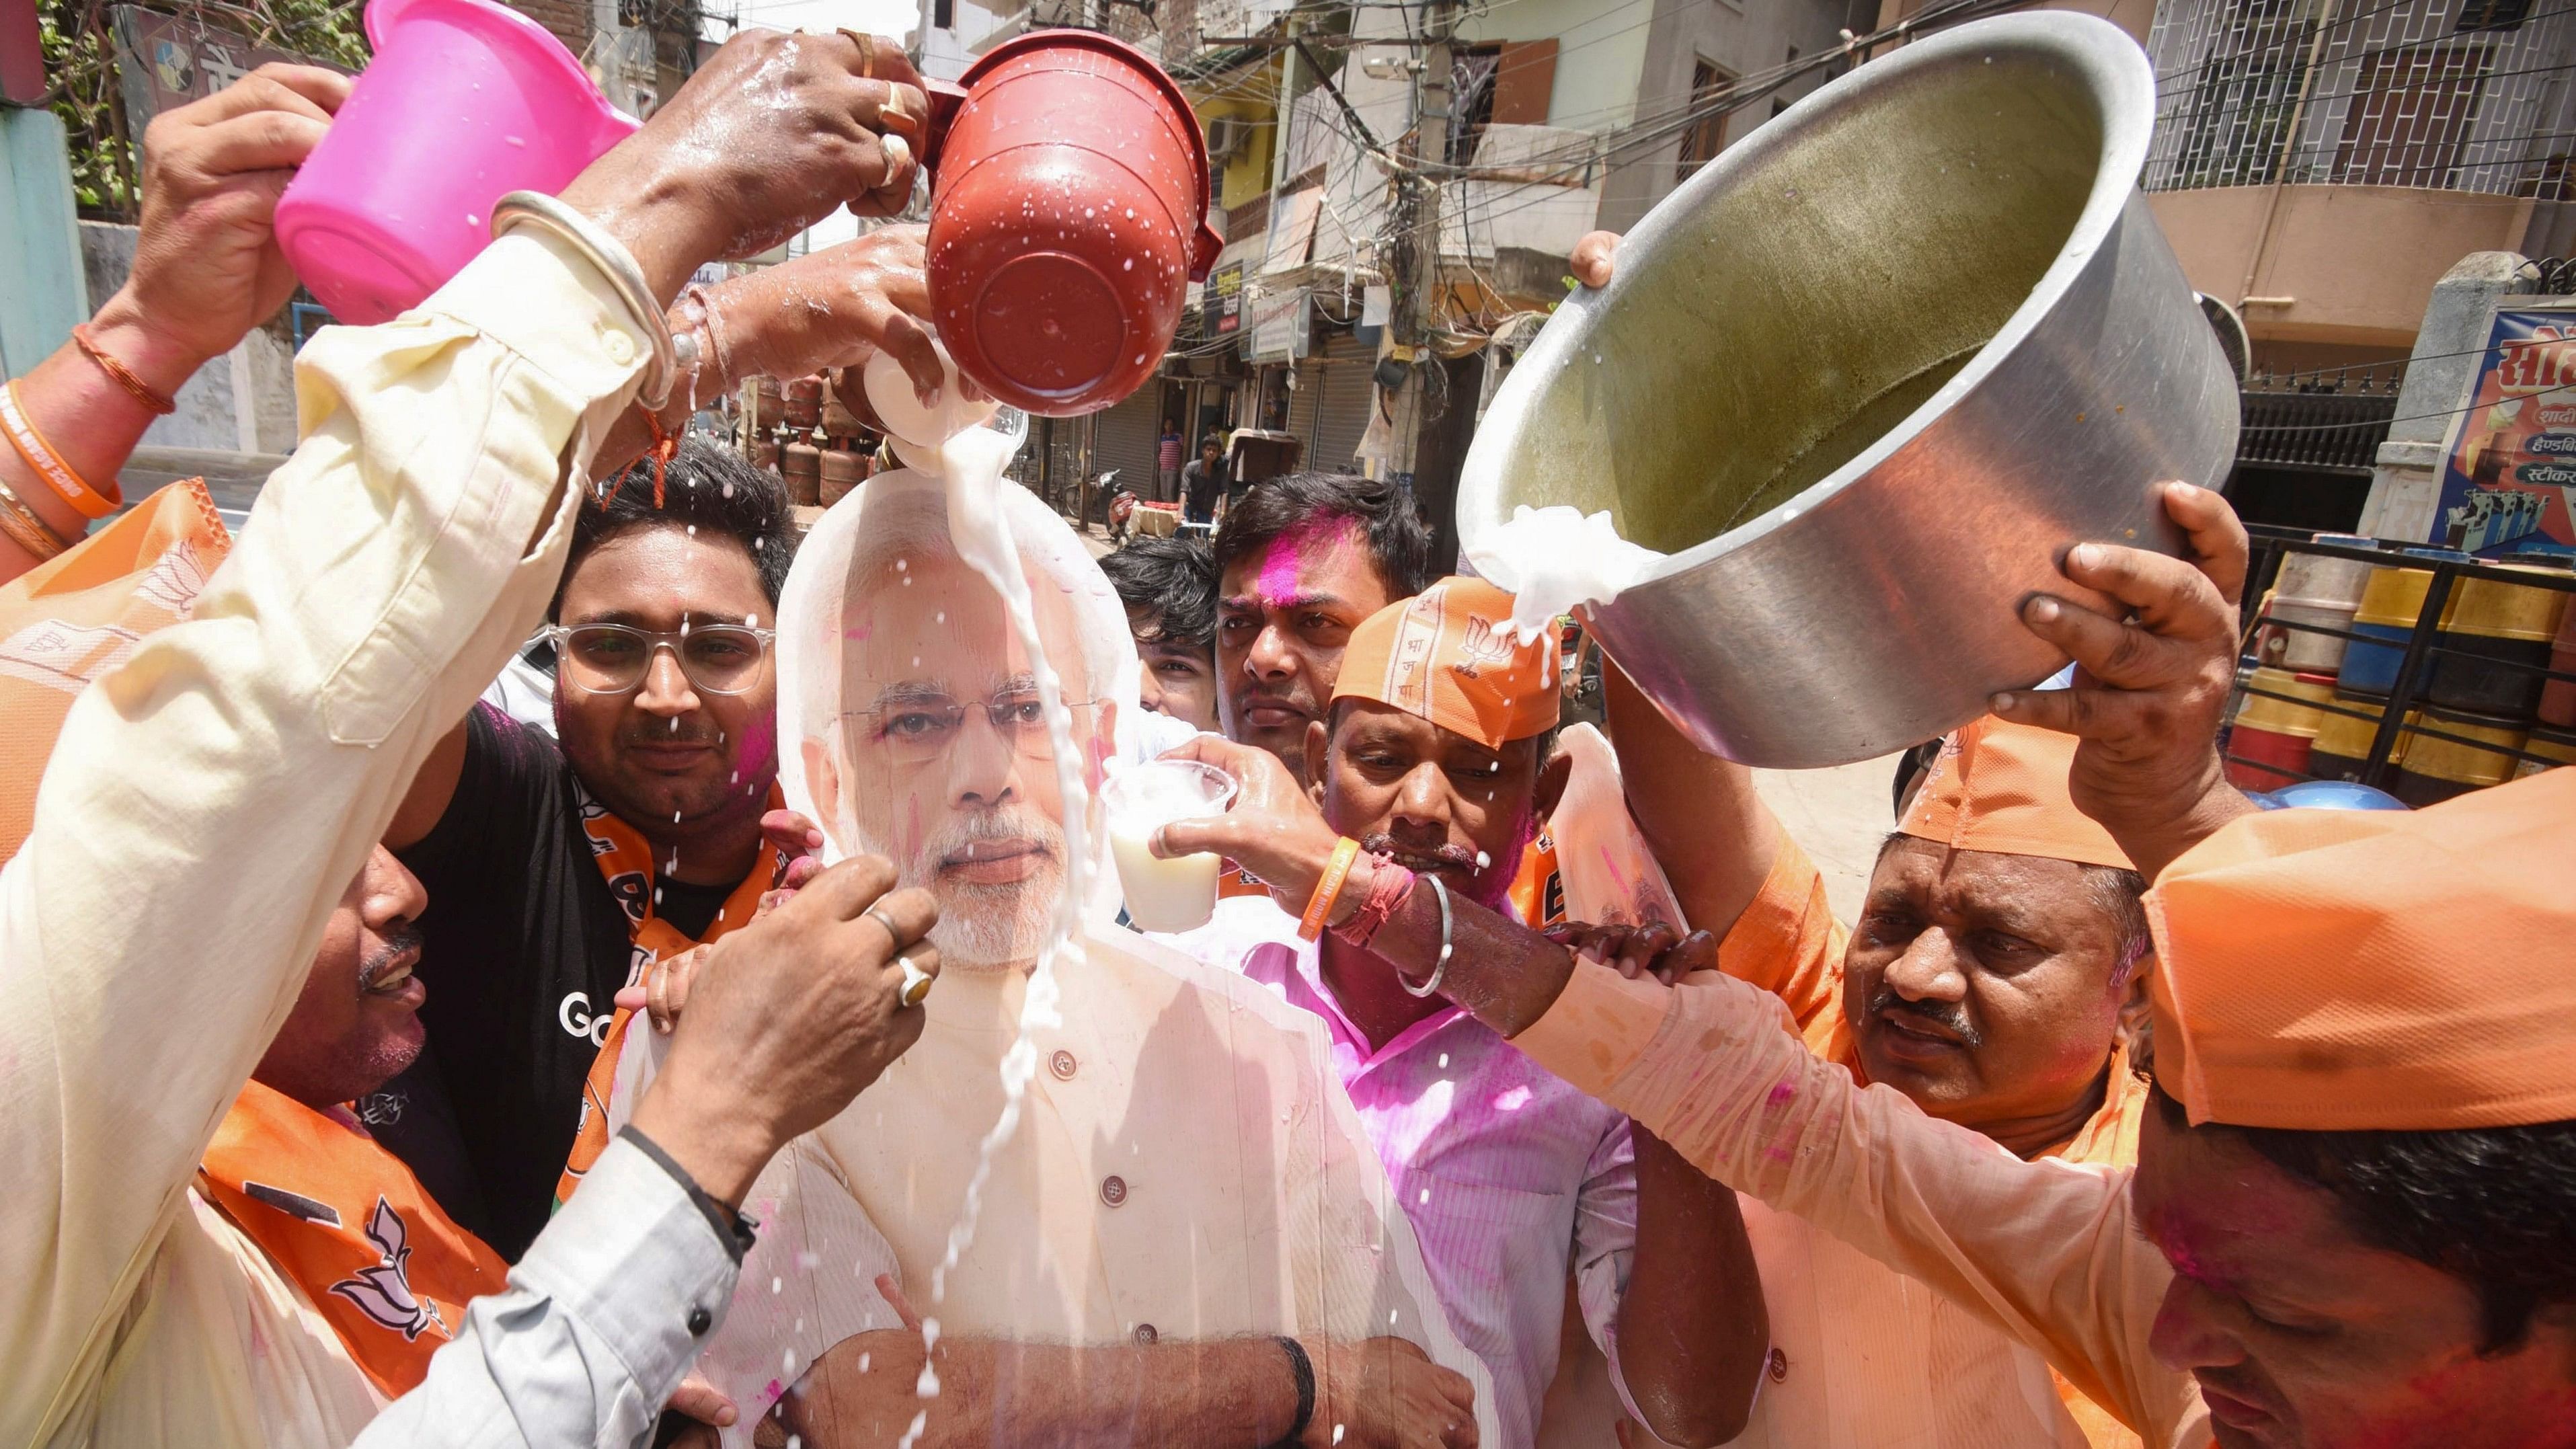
[1252,518,1362,608]
[2142,1207,2233,1293]
[733,707,778,783]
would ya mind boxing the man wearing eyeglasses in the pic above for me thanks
[376,438,799,1263]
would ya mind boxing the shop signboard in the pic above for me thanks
[2431,299,2576,559]
[1243,284,1310,363]
[110,7,351,139]
[1204,261,1245,336]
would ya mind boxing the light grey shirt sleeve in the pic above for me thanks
[354,1131,746,1448]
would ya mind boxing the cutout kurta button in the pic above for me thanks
[1050,1048,1078,1081]
[1132,1323,1159,1345]
[1099,1174,1128,1207]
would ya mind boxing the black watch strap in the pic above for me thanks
[1271,1335,1315,1449]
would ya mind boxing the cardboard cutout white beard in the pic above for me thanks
[774,466,1140,967]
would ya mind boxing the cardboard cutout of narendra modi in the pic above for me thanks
[604,469,1493,1447]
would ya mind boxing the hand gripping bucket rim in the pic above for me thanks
[956,28,1225,280]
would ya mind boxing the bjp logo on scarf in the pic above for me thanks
[327,1197,448,1343]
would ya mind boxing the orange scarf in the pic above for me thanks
[197,1082,510,1397]
[0,480,229,859]
[556,783,786,1204]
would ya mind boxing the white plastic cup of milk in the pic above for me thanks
[1101,759,1239,933]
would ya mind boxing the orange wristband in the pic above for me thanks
[0,381,121,520]
[1298,836,1364,943]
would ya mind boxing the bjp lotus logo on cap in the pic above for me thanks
[1455,615,1516,680]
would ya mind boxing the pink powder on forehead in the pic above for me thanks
[1253,518,1364,606]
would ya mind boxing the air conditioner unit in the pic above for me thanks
[1206,116,1253,165]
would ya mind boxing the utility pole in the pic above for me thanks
[1391,0,1456,352]
[1398,0,1468,567]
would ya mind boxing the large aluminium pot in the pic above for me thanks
[1458,13,2237,768]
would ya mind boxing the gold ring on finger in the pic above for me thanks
[839,28,877,79]
[896,952,935,1007]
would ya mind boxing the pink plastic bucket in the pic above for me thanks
[274,0,638,324]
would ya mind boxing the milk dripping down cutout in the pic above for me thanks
[1459,12,2238,769]
[779,345,1134,1399]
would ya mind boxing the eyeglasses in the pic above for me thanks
[541,622,775,697]
[844,688,1100,767]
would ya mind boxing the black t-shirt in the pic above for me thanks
[372,703,641,1260]
[1182,459,1223,519]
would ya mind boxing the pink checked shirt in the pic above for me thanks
[1168,900,1639,1447]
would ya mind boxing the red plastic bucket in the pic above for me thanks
[928,30,1224,416]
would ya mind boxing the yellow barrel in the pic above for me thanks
[2353,566,2433,629]
[2393,707,2526,806]
[2445,565,2571,639]
[2308,693,2415,778]
[2427,565,2570,717]
[2515,723,2576,779]
[2232,668,2335,737]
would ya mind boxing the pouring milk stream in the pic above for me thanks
[859,346,1089,1442]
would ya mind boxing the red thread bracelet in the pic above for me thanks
[1331,857,1415,951]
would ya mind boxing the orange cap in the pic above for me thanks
[2148,768,2576,1132]
[1898,715,2133,871]
[1333,577,1559,749]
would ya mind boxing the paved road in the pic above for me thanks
[1753,754,1902,925]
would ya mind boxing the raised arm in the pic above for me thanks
[1599,658,1779,943]
[0,29,930,1443]
[1599,660,1850,1050]
[0,67,346,580]
[1993,481,2255,879]
[1508,963,2203,1446]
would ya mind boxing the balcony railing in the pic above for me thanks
[2236,362,2409,473]
[2143,0,2576,197]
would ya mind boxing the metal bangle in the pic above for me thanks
[1401,873,1453,999]
[490,191,680,409]
[0,475,69,561]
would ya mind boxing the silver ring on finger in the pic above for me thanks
[880,132,916,194]
[896,951,935,1007]
[864,904,907,946]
